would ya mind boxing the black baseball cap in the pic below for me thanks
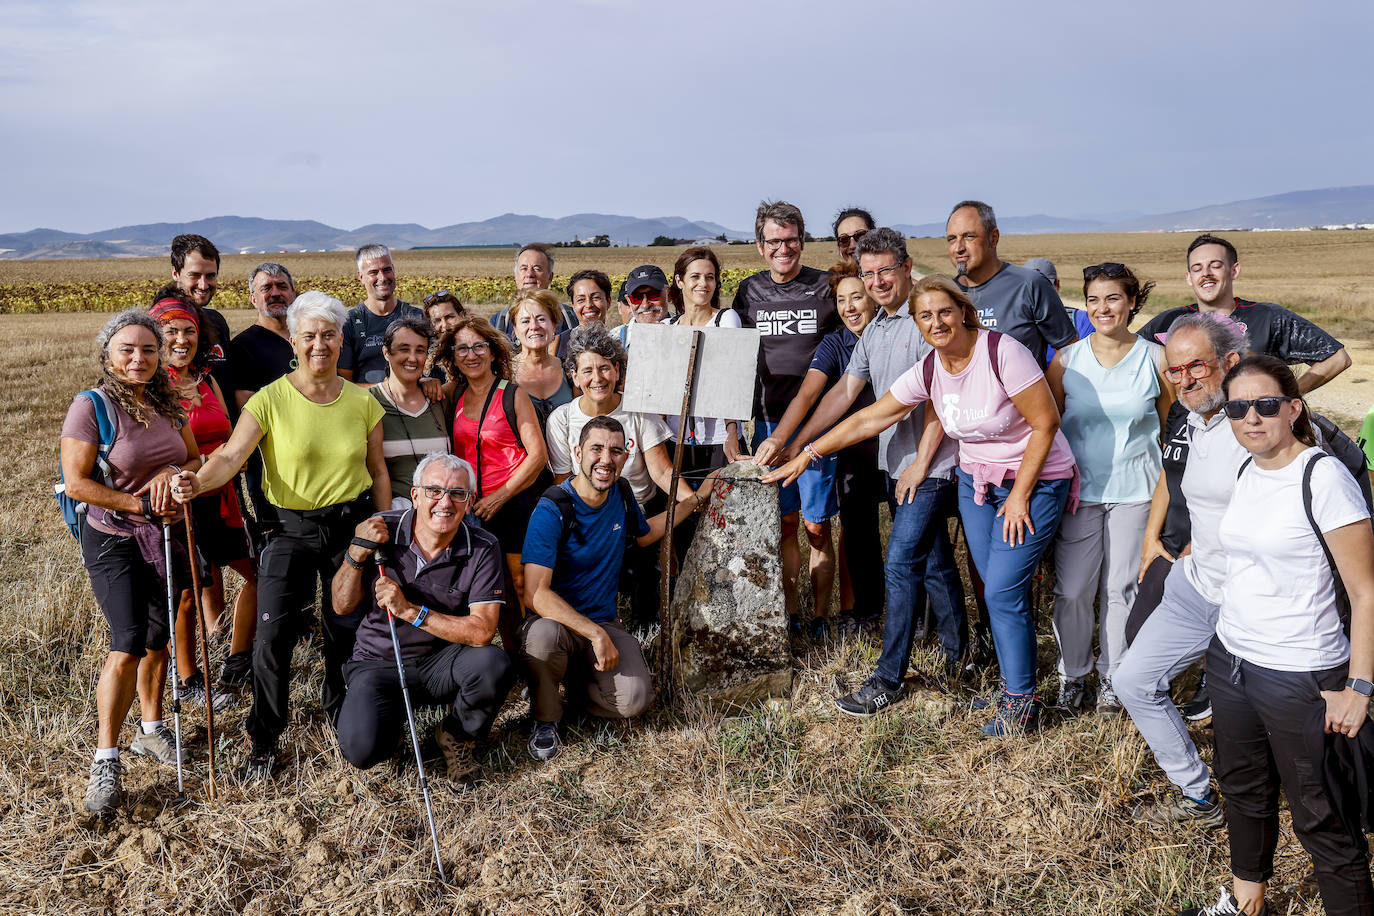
[624,264,667,295]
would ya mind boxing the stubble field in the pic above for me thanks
[2,231,1371,914]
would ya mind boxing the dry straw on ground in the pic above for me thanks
[3,250,1364,912]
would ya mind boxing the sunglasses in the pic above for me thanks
[837,229,869,247]
[419,485,472,502]
[626,290,664,306]
[1223,397,1295,420]
[1083,262,1130,281]
[424,289,461,306]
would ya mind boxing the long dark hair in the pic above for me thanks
[429,314,513,384]
[668,247,722,314]
[1221,354,1315,447]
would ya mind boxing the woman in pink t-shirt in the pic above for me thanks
[767,275,1076,736]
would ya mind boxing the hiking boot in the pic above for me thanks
[528,721,561,762]
[130,725,189,765]
[807,617,831,642]
[1177,886,1267,915]
[217,651,252,689]
[1096,679,1123,717]
[834,676,908,717]
[1057,676,1088,716]
[1170,787,1225,829]
[242,745,275,781]
[435,720,478,782]
[980,692,1041,736]
[1180,675,1212,721]
[179,671,237,712]
[84,757,124,814]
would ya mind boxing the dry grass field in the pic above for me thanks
[3,231,1372,914]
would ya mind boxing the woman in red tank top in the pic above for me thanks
[434,315,550,633]
[152,295,256,707]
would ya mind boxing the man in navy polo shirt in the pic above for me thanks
[332,453,516,783]
[521,416,713,761]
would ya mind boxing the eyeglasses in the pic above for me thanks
[762,236,802,252]
[859,264,903,282]
[420,485,472,502]
[626,290,664,306]
[1083,262,1130,281]
[424,289,458,306]
[1223,397,1294,420]
[452,342,491,357]
[837,229,869,247]
[1163,357,1220,383]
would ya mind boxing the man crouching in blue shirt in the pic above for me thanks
[521,415,716,762]
[332,452,516,783]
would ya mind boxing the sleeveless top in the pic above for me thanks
[1058,336,1163,504]
[177,375,242,527]
[454,386,526,497]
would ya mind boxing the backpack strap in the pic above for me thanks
[617,479,638,546]
[470,380,505,499]
[1236,456,1253,479]
[986,329,1005,390]
[542,484,578,544]
[1301,452,1338,574]
[499,379,526,451]
[921,350,936,394]
[81,388,118,482]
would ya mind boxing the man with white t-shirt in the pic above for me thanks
[1113,312,1250,828]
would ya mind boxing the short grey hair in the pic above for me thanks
[948,200,997,235]
[414,452,476,491]
[1166,312,1250,361]
[563,321,627,387]
[853,227,909,264]
[355,243,392,270]
[754,199,805,242]
[98,307,165,354]
[249,261,295,292]
[515,242,555,274]
[286,290,348,336]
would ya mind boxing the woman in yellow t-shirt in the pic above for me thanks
[173,291,389,778]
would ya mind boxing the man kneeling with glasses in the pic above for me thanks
[332,453,517,782]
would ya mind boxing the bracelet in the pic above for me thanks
[411,605,430,629]
[343,552,367,570]
[140,492,154,518]
[803,443,824,465]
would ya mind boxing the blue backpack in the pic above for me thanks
[54,388,118,538]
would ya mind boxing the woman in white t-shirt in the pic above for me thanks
[1192,355,1374,916]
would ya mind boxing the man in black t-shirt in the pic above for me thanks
[1136,233,1350,394]
[231,262,296,409]
[339,244,424,385]
[171,234,235,400]
[733,200,840,634]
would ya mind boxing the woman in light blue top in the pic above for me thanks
[1046,263,1173,715]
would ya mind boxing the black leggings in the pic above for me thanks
[246,495,372,750]
[1208,638,1374,915]
[836,443,885,614]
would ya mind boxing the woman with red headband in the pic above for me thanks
[150,290,257,708]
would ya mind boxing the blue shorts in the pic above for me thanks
[753,420,839,523]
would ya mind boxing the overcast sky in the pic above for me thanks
[3,0,1371,235]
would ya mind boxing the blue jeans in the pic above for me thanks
[956,470,1070,695]
[876,475,966,683]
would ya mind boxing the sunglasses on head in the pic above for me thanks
[424,289,458,306]
[1083,262,1130,281]
[1223,397,1295,420]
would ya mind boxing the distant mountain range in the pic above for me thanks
[3,186,1372,260]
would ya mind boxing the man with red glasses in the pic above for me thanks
[613,265,670,349]
[1114,312,1250,830]
[733,199,840,637]
[1137,233,1349,394]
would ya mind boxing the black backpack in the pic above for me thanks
[541,479,639,549]
[1237,412,1374,632]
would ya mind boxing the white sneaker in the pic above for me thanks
[1177,885,1268,915]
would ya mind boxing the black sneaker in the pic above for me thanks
[218,651,252,689]
[807,617,831,642]
[179,670,237,712]
[241,739,276,781]
[1177,886,1267,915]
[834,676,908,716]
[528,721,560,762]
[1180,675,1212,721]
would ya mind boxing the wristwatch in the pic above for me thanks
[1346,677,1373,697]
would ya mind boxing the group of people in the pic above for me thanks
[57,198,1374,914]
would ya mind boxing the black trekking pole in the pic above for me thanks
[160,518,185,797]
[377,558,447,883]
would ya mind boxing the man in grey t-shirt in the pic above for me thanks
[946,201,1076,366]
[774,228,966,713]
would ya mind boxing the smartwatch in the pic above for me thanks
[1346,677,1373,697]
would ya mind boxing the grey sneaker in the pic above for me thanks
[1177,886,1267,915]
[129,725,189,765]
[84,757,124,814]
[834,676,908,716]
[1057,676,1088,716]
[1096,679,1123,716]
[179,671,237,713]
[1171,787,1225,829]
[435,720,478,781]
[528,721,560,762]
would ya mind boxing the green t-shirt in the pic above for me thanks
[369,384,454,498]
[1360,405,1374,471]
[244,376,385,510]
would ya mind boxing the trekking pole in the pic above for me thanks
[658,328,702,698]
[182,505,218,800]
[377,559,447,883]
[160,519,185,798]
